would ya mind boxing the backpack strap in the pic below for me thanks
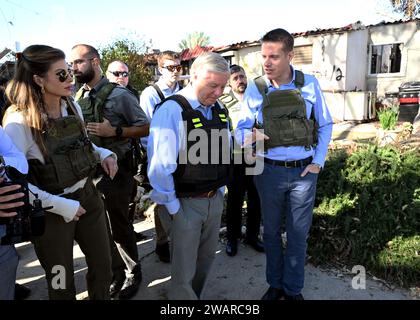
[294,69,305,89]
[254,76,270,111]
[254,76,268,96]
[152,84,165,101]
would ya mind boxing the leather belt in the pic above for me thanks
[263,156,313,168]
[190,189,218,198]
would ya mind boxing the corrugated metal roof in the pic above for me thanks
[0,48,12,60]
[215,18,420,51]
[179,46,217,61]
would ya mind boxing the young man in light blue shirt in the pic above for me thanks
[139,51,183,263]
[235,28,333,300]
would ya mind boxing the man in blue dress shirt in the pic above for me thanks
[0,126,28,300]
[139,51,183,263]
[235,28,333,300]
[147,52,230,299]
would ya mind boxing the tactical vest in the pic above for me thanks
[27,102,99,195]
[76,82,129,153]
[151,83,184,114]
[165,95,231,197]
[254,70,317,150]
[218,91,239,130]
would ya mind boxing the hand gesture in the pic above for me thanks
[86,119,114,137]
[242,127,269,148]
[101,155,118,180]
[0,178,24,217]
[73,206,86,221]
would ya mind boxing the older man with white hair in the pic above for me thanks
[147,52,231,300]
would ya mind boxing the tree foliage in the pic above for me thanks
[389,0,420,18]
[178,31,211,50]
[99,38,153,92]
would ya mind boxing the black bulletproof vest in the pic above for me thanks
[164,95,231,197]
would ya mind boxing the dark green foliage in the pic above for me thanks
[310,144,420,287]
[99,39,153,92]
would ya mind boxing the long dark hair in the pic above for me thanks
[4,45,65,155]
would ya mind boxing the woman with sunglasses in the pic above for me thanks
[2,45,117,300]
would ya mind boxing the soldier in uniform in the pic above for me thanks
[219,64,264,257]
[71,44,149,300]
[3,45,117,300]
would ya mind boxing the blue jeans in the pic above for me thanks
[0,245,18,300]
[254,162,318,296]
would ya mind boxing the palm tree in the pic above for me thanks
[390,0,420,18]
[178,31,211,50]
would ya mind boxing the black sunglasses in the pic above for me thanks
[108,71,129,77]
[163,65,182,72]
[55,69,73,82]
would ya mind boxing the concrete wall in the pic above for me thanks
[295,33,348,92]
[346,30,369,91]
[234,46,263,79]
[367,20,420,97]
[231,20,419,99]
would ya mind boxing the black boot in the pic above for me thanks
[225,239,238,257]
[155,242,170,263]
[119,265,142,300]
[14,283,31,300]
[109,271,125,298]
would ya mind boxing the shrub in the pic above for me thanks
[309,144,420,287]
[377,104,399,130]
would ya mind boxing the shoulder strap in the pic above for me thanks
[294,70,305,89]
[153,94,193,115]
[254,76,268,96]
[65,97,89,138]
[152,84,165,101]
[164,94,193,113]
[96,82,117,105]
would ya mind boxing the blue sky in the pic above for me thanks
[0,0,402,57]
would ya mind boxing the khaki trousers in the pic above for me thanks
[32,180,112,300]
[158,191,224,300]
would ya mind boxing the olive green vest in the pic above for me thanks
[28,102,99,195]
[76,82,129,153]
[254,70,317,149]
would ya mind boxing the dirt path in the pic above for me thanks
[15,217,415,300]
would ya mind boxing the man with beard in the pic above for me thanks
[220,65,264,257]
[71,44,149,300]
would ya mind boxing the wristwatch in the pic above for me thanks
[115,126,123,138]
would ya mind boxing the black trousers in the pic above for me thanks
[97,159,139,275]
[226,162,261,241]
